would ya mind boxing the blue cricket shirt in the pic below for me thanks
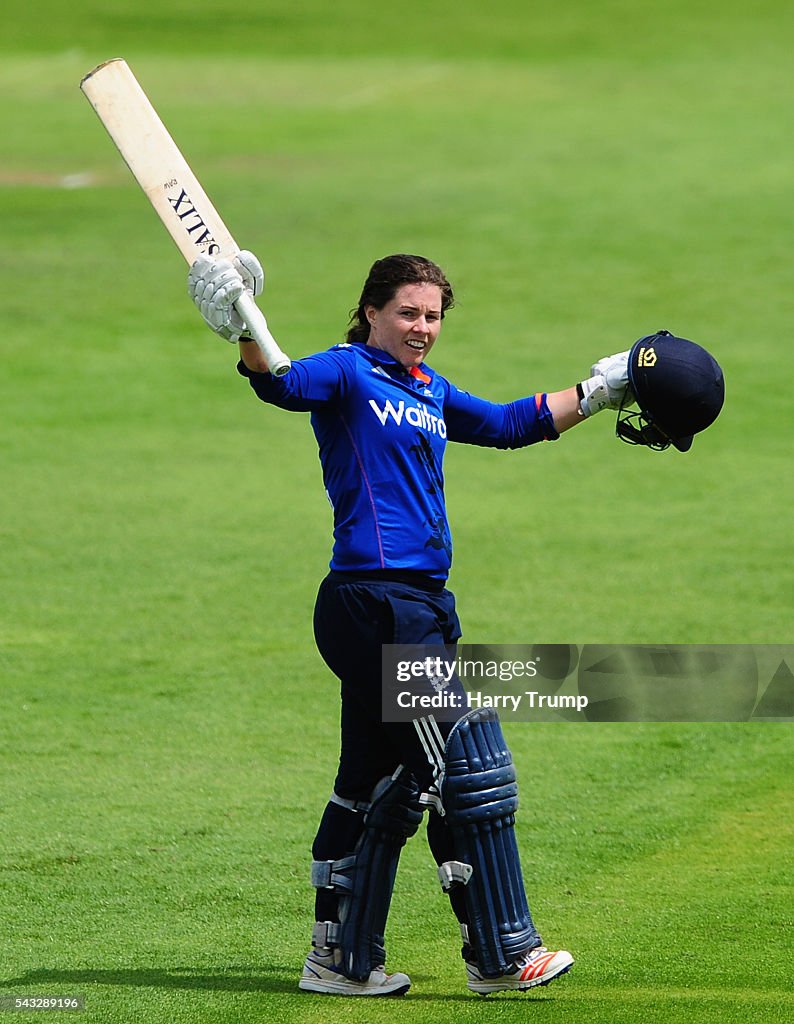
[238,342,558,579]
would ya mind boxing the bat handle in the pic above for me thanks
[233,291,292,377]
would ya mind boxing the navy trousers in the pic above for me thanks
[311,570,467,925]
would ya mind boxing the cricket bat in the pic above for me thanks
[80,58,291,376]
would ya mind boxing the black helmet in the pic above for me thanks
[617,330,725,452]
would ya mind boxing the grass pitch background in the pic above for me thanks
[1,3,792,1022]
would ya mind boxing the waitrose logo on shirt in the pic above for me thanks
[368,399,448,438]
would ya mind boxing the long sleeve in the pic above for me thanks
[443,382,559,448]
[237,348,351,412]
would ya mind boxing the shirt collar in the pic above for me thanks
[352,342,434,383]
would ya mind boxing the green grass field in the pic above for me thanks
[1,3,792,1022]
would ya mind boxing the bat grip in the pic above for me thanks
[234,291,291,377]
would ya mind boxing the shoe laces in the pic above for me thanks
[518,946,548,964]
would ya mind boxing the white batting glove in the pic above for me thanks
[578,350,635,416]
[187,250,265,343]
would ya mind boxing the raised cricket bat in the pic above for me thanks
[80,58,291,376]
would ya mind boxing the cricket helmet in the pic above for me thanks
[617,330,725,452]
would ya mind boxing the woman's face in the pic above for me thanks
[366,282,443,369]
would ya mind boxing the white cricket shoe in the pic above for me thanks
[298,946,411,997]
[466,946,574,994]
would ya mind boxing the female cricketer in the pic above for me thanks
[188,252,633,997]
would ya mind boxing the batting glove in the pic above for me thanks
[578,350,635,416]
[187,250,265,343]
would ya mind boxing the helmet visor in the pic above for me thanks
[616,409,673,450]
